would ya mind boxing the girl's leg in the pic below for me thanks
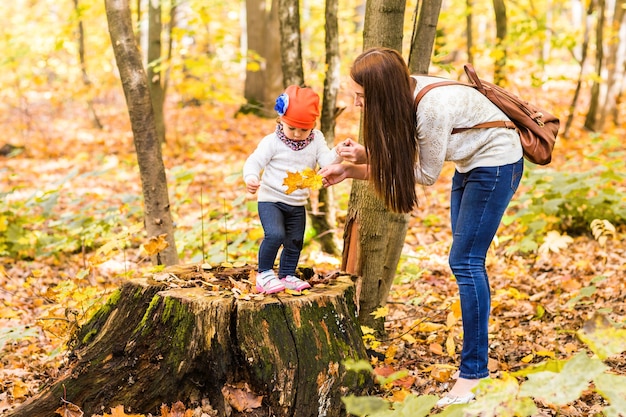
[257,202,286,272]
[277,203,306,278]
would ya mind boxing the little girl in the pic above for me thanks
[243,85,342,294]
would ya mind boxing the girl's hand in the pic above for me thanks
[336,138,367,164]
[320,162,369,186]
[319,164,349,187]
[245,177,260,194]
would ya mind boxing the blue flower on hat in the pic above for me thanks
[274,93,289,116]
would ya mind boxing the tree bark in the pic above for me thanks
[564,0,594,138]
[363,0,406,50]
[466,0,474,65]
[148,0,166,143]
[243,0,283,117]
[8,266,370,417]
[492,0,507,85]
[278,0,304,87]
[408,0,443,74]
[585,0,605,131]
[105,0,178,265]
[73,0,103,129]
[344,0,409,333]
[598,0,626,129]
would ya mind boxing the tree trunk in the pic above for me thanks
[492,0,507,85]
[563,0,594,138]
[148,0,166,143]
[344,0,409,333]
[243,0,283,117]
[408,0,443,74]
[584,0,605,131]
[8,265,371,417]
[105,0,178,265]
[308,0,341,256]
[73,0,103,129]
[278,0,304,87]
[598,0,626,129]
[466,0,474,65]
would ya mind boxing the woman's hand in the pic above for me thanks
[336,138,367,164]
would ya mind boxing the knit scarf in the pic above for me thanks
[276,123,314,151]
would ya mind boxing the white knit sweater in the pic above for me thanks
[413,75,523,186]
[243,129,342,206]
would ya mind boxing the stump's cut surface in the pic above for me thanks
[8,268,370,417]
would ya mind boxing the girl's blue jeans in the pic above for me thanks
[257,201,306,277]
[449,158,523,379]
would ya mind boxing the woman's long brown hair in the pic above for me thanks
[350,47,418,213]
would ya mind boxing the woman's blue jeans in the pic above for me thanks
[449,158,523,379]
[257,202,306,277]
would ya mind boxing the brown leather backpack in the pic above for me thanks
[414,64,560,165]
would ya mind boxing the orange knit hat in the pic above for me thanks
[274,85,320,129]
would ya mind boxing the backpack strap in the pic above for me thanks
[413,77,517,134]
[451,120,516,134]
[414,80,460,110]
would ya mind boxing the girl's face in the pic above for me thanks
[280,120,312,141]
[349,78,365,108]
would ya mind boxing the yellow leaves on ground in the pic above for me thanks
[90,401,195,417]
[282,167,323,194]
[538,230,573,254]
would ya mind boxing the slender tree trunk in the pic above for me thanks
[584,0,605,131]
[345,0,409,332]
[73,0,103,129]
[492,0,507,85]
[598,0,626,129]
[309,0,341,256]
[466,0,474,64]
[148,0,166,143]
[564,0,593,138]
[105,0,179,266]
[278,0,304,86]
[243,0,283,117]
[408,0,443,74]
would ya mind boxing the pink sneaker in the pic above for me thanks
[255,270,285,294]
[280,275,311,291]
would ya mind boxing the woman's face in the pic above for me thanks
[280,120,312,141]
[349,78,365,108]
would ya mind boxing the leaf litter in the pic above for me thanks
[0,99,625,416]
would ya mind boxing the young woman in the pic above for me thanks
[244,85,342,294]
[320,47,524,406]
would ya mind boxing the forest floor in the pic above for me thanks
[0,89,625,417]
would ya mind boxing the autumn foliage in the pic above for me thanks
[1,0,626,416]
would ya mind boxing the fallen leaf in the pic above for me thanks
[55,401,84,417]
[143,234,169,256]
[221,383,263,412]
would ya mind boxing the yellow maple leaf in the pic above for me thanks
[282,168,323,194]
[301,167,323,190]
[371,305,389,319]
[283,171,303,194]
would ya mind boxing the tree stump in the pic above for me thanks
[8,265,371,417]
